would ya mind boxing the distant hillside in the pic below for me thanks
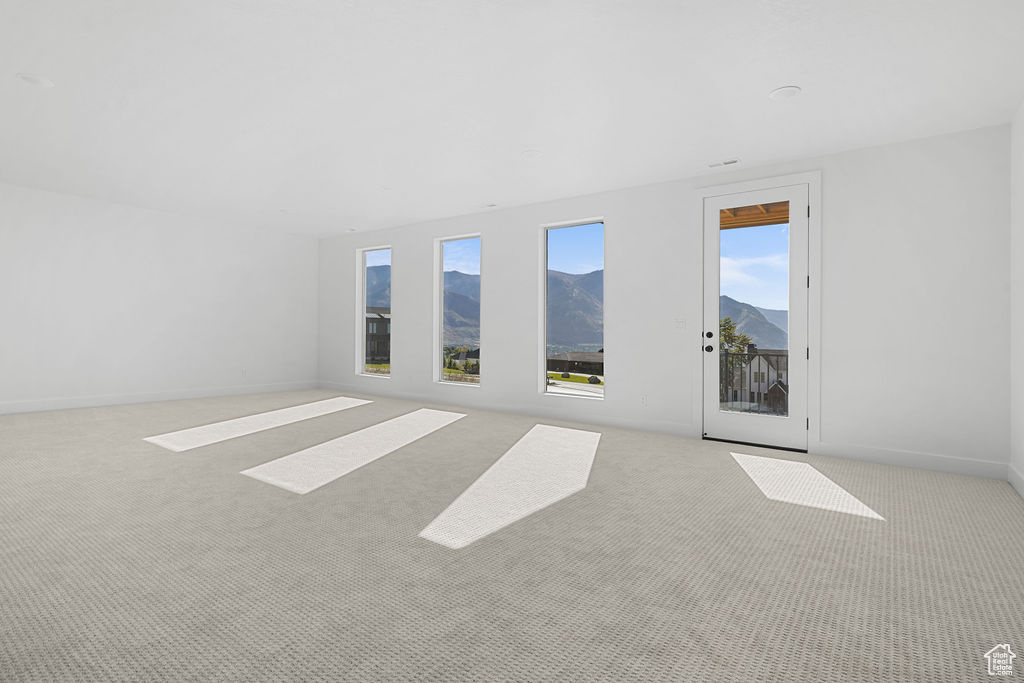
[575,270,604,302]
[755,306,788,335]
[442,289,481,346]
[720,295,787,349]
[366,267,604,350]
[439,269,603,349]
[546,270,603,348]
[441,271,481,346]
[443,270,481,300]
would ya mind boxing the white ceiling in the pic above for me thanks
[3,0,1023,236]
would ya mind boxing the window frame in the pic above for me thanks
[354,245,393,379]
[433,233,483,387]
[538,217,606,400]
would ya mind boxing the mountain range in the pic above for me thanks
[440,271,481,347]
[545,270,603,348]
[364,266,604,349]
[720,295,787,349]
[365,267,782,351]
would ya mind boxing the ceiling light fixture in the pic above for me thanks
[768,85,802,100]
[16,73,55,88]
[708,158,740,168]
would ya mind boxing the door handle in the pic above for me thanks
[704,345,714,352]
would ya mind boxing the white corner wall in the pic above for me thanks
[1011,103,1024,497]
[319,125,1012,479]
[0,182,320,413]
[721,125,1011,479]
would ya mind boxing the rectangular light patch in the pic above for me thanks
[144,396,372,452]
[241,408,466,494]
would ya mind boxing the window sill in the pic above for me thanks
[358,373,391,379]
[543,389,604,401]
[438,380,481,388]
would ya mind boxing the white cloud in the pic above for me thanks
[443,256,480,274]
[720,254,787,287]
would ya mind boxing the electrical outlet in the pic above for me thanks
[641,394,648,408]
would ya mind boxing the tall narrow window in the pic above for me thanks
[545,222,604,397]
[439,236,481,384]
[362,247,391,376]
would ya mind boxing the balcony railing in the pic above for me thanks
[719,350,789,416]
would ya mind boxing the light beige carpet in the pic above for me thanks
[1,390,1022,681]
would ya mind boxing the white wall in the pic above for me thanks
[321,180,700,435]
[0,182,319,413]
[751,126,1010,478]
[320,125,1011,479]
[1011,103,1024,496]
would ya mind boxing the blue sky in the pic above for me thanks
[443,236,481,274]
[365,248,391,267]
[720,223,789,310]
[548,222,604,274]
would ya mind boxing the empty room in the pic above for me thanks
[2,1,1024,681]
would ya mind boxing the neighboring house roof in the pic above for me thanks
[741,350,786,370]
[751,351,788,371]
[365,306,391,320]
[768,381,788,394]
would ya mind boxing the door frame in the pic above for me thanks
[694,171,822,449]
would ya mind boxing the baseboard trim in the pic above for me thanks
[317,380,701,437]
[11,380,1016,488]
[1009,463,1024,500]
[322,381,1014,482]
[0,381,320,416]
[812,441,1008,480]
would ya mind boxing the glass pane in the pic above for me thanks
[545,222,604,398]
[719,202,789,415]
[441,237,481,384]
[364,248,391,375]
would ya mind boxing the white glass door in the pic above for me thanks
[703,184,809,450]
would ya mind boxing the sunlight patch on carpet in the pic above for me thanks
[241,408,465,494]
[420,424,601,549]
[731,452,884,520]
[143,396,372,452]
